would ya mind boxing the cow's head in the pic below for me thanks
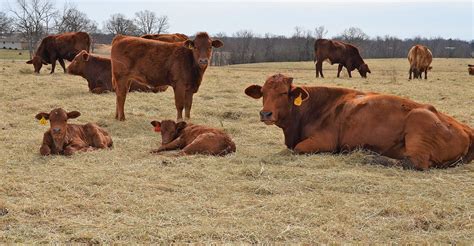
[151,120,187,144]
[184,32,223,69]
[245,74,309,126]
[36,108,81,150]
[26,56,47,73]
[67,50,89,76]
[358,63,371,78]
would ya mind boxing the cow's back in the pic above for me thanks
[408,45,432,70]
[55,32,91,61]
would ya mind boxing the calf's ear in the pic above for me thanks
[244,85,263,99]
[184,40,194,49]
[26,60,33,64]
[35,112,50,120]
[290,86,309,101]
[150,121,161,127]
[67,111,81,119]
[211,40,223,48]
[82,52,89,61]
[176,121,187,132]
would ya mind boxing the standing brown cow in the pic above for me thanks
[468,64,474,75]
[314,39,371,78]
[27,32,90,74]
[111,32,223,121]
[141,33,189,42]
[408,45,433,80]
[67,50,167,94]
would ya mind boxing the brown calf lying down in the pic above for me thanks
[36,108,113,156]
[150,120,236,156]
[27,32,90,74]
[67,51,168,94]
[408,45,433,79]
[141,33,189,42]
[468,64,474,75]
[245,74,474,170]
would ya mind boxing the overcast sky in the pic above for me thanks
[2,0,473,40]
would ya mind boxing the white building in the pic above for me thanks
[0,36,28,50]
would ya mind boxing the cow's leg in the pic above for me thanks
[173,84,186,122]
[337,64,343,78]
[293,134,336,154]
[347,68,352,78]
[184,90,193,121]
[58,58,66,73]
[50,58,57,74]
[85,124,110,149]
[408,67,412,80]
[424,69,428,79]
[115,77,130,121]
[151,138,184,153]
[316,61,323,78]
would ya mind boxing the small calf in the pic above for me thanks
[36,108,113,156]
[469,64,474,75]
[150,120,236,156]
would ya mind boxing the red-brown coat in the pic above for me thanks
[314,39,371,78]
[27,32,91,73]
[245,74,473,170]
[408,45,433,79]
[36,108,113,156]
[67,51,167,94]
[141,33,189,42]
[150,120,236,156]
[111,32,223,121]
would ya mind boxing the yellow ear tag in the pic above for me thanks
[39,116,47,125]
[294,93,302,106]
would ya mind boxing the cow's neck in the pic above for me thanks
[189,58,206,92]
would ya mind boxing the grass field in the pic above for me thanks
[1,57,473,243]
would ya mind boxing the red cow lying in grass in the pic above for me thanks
[245,74,474,170]
[36,108,113,156]
[150,120,236,156]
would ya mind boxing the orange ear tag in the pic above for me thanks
[294,93,302,106]
[154,125,161,132]
[39,116,47,125]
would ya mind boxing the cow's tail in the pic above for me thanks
[463,129,474,164]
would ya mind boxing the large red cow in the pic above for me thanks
[27,32,90,74]
[408,45,433,79]
[245,74,473,170]
[111,32,223,121]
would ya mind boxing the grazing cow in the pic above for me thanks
[36,108,113,156]
[408,45,433,80]
[468,64,474,75]
[245,74,473,170]
[150,120,236,156]
[141,33,189,42]
[111,32,223,121]
[27,32,91,74]
[67,50,167,94]
[314,39,371,78]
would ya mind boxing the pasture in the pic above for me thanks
[0,57,473,243]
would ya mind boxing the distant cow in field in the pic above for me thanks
[468,65,474,75]
[314,39,371,78]
[141,33,189,42]
[408,45,433,79]
[27,32,90,74]
[67,51,167,94]
[36,108,113,156]
[150,120,236,156]
[245,74,474,170]
[111,32,223,121]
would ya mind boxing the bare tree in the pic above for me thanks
[340,27,369,43]
[104,13,137,36]
[231,30,255,64]
[314,26,327,39]
[0,11,13,34]
[134,10,158,35]
[293,26,304,38]
[9,0,57,58]
[155,15,169,34]
[55,4,96,33]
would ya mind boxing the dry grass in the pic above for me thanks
[0,58,473,243]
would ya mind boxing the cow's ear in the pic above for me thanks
[184,40,194,49]
[244,85,263,99]
[285,76,294,84]
[35,112,50,120]
[67,111,81,119]
[26,60,33,64]
[176,121,187,132]
[150,120,161,127]
[82,52,89,61]
[211,39,223,48]
[290,86,309,101]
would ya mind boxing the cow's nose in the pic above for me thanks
[260,111,272,120]
[199,59,208,65]
[52,128,61,133]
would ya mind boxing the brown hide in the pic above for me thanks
[408,45,433,79]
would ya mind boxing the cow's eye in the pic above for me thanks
[280,92,287,95]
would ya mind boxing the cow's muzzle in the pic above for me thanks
[259,111,274,124]
[198,59,209,65]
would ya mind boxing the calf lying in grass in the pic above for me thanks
[36,108,113,156]
[150,120,236,156]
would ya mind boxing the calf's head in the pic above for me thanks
[26,56,47,73]
[184,32,223,69]
[67,50,89,75]
[358,63,371,78]
[36,108,81,149]
[245,74,309,126]
[151,120,187,144]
